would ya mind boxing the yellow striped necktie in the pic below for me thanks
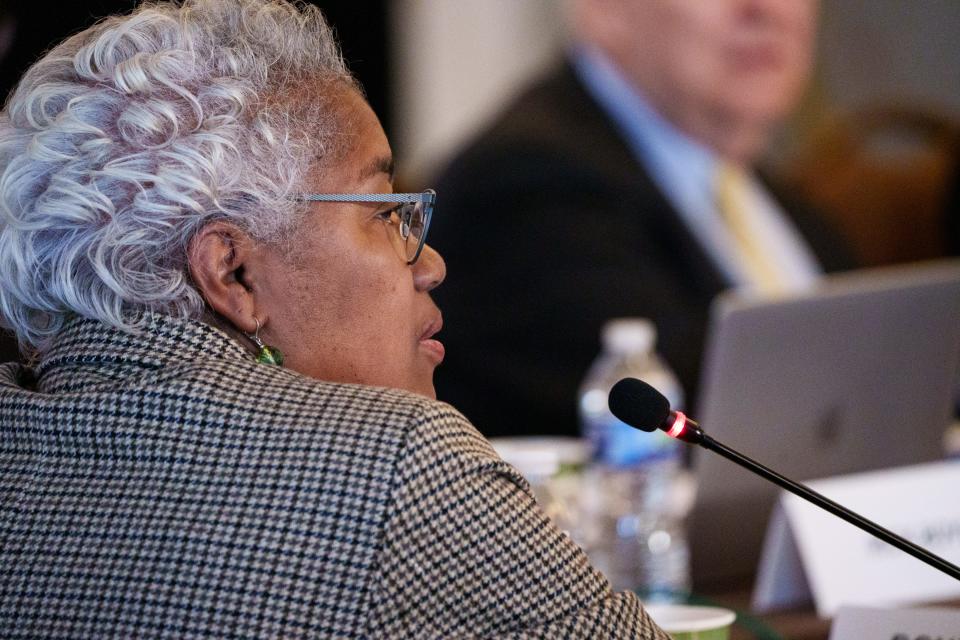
[714,162,784,294]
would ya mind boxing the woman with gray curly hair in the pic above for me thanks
[0,1,667,638]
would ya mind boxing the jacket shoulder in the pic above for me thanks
[166,356,464,442]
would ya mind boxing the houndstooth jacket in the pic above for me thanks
[0,314,666,639]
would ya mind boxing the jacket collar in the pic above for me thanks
[34,313,252,394]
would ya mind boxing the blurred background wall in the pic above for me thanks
[2,0,958,211]
[388,1,960,268]
[390,0,566,180]
[816,1,960,117]
[1,0,957,206]
[390,1,960,182]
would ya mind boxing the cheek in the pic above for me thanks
[283,222,421,378]
[665,15,730,85]
[340,267,410,345]
[302,231,391,321]
[346,274,419,386]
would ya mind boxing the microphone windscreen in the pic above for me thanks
[608,378,671,432]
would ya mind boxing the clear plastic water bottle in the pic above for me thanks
[578,318,695,602]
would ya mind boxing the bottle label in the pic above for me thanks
[592,415,680,468]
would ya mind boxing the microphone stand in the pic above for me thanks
[700,432,960,581]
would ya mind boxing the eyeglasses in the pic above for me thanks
[297,189,436,264]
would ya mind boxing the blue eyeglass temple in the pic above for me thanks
[297,190,436,205]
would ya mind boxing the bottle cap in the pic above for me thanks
[602,318,656,355]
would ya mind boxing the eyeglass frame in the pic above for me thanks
[295,189,436,264]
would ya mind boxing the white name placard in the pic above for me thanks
[753,460,960,617]
[830,605,960,640]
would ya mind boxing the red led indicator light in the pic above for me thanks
[667,412,686,439]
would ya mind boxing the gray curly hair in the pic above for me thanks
[0,0,357,355]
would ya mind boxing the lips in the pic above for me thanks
[419,313,445,364]
[420,314,443,340]
[729,42,787,72]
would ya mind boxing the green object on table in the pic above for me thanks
[645,604,735,639]
[683,592,785,640]
[634,588,786,639]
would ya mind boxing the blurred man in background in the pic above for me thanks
[431,0,851,437]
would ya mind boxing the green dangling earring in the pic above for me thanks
[248,316,284,366]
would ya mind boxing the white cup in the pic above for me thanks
[644,604,736,640]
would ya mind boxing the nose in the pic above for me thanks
[413,243,446,292]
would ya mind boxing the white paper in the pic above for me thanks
[752,503,811,611]
[829,605,960,640]
[754,460,960,617]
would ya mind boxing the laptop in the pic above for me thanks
[688,260,960,589]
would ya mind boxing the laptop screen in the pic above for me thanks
[689,260,960,589]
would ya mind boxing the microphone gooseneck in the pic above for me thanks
[608,377,960,582]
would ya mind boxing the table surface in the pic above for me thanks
[698,588,830,640]
[696,588,960,640]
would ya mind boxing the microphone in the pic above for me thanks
[608,377,960,582]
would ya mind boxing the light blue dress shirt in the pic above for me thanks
[571,46,821,292]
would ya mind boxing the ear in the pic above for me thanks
[188,221,261,335]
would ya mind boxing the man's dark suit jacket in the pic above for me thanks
[431,62,850,439]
